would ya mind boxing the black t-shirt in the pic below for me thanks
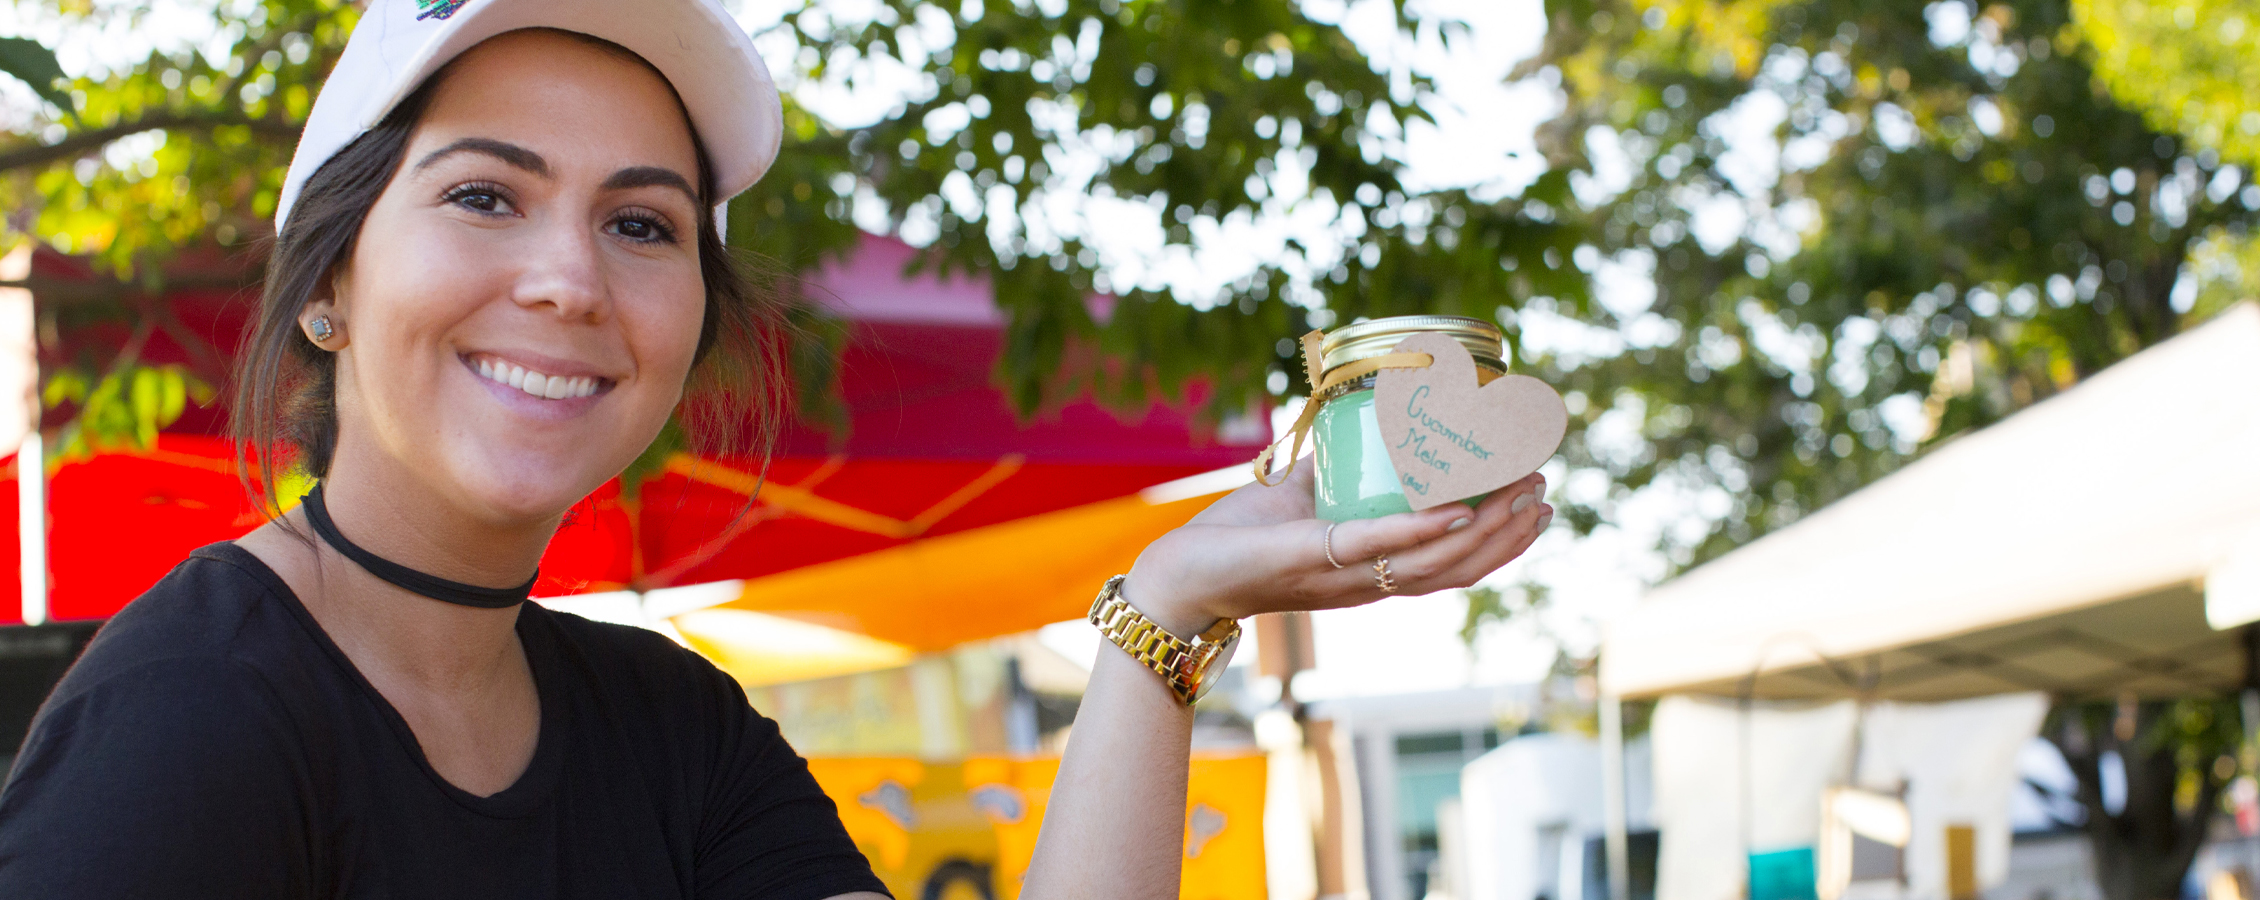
[0,543,889,899]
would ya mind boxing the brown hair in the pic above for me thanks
[233,30,788,516]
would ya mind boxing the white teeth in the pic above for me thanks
[474,358,600,401]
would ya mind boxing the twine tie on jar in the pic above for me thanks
[1248,329,1434,487]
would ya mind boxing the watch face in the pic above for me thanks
[1190,631,1241,702]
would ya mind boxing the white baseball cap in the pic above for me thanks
[275,0,782,233]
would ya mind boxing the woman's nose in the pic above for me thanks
[508,218,611,322]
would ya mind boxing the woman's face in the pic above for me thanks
[320,30,706,524]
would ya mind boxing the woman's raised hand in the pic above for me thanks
[1022,459,1554,900]
[1121,462,1553,636]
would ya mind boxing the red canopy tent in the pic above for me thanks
[0,235,1267,635]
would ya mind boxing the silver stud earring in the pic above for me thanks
[307,315,334,344]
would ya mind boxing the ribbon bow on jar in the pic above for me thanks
[1247,329,1434,487]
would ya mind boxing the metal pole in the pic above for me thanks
[1602,693,1630,900]
[2243,626,2260,876]
[18,430,42,626]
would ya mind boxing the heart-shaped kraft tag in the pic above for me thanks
[1372,333,1568,511]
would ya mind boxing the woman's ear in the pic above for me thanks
[301,271,349,351]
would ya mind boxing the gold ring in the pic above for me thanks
[1323,522,1344,569]
[1372,556,1399,594]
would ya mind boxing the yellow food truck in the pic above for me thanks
[734,642,1269,900]
[808,753,1266,900]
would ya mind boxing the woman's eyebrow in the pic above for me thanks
[413,137,550,177]
[602,166,700,207]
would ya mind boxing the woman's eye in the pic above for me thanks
[610,213,679,245]
[443,184,512,215]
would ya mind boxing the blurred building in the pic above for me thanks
[1309,684,1540,900]
[1600,305,2260,900]
[1450,732,1657,900]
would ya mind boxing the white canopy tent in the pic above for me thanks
[1590,303,2260,900]
[1604,302,2260,704]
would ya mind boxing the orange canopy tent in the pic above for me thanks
[3,236,1266,651]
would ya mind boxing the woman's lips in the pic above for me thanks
[463,353,613,401]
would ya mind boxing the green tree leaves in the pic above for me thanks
[0,1,351,471]
[753,0,1576,423]
[41,362,211,461]
[0,36,71,113]
[2076,0,2260,170]
[1517,0,2257,571]
[17,0,350,274]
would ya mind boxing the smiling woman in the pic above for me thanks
[237,29,783,520]
[0,1,1554,898]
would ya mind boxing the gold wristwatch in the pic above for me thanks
[1088,575,1241,707]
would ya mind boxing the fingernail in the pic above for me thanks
[1448,517,1472,531]
[1537,509,1555,531]
[1510,491,1535,514]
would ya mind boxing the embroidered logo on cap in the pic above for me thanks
[416,0,467,20]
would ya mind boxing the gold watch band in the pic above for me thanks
[1087,575,1239,706]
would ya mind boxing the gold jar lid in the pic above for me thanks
[1319,315,1506,375]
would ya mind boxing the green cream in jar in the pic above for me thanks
[1310,315,1509,522]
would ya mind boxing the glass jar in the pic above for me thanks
[1311,315,1508,522]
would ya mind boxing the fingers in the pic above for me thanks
[1324,499,1475,565]
[1358,474,1550,597]
[1155,471,1556,623]
[1427,499,1549,589]
[1263,473,1544,603]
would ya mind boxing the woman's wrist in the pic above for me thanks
[1118,561,1231,640]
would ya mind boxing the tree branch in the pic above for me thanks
[0,111,300,174]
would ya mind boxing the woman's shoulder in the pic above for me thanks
[107,541,302,631]
[45,542,323,718]
[0,566,315,898]
[12,634,307,811]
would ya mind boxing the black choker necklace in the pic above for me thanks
[300,483,537,609]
